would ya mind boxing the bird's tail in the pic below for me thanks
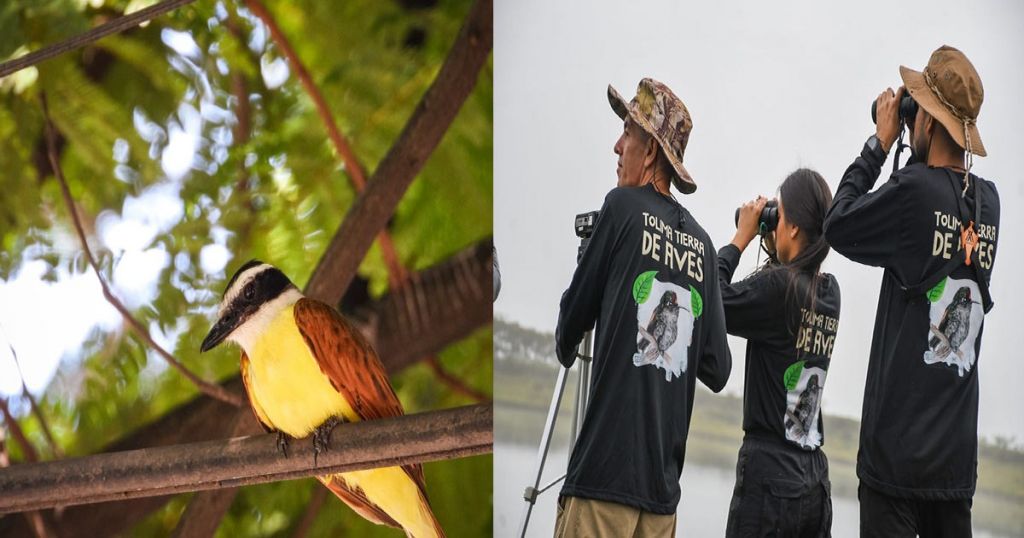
[407,507,446,538]
[317,469,445,538]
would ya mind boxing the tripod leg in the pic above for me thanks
[517,365,572,538]
[574,331,595,444]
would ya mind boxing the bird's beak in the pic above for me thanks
[200,316,235,352]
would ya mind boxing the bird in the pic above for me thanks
[200,260,445,538]
[637,290,680,363]
[929,286,977,360]
[785,373,822,444]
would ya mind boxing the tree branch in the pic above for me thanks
[0,0,198,78]
[40,95,243,408]
[0,404,492,514]
[305,0,492,305]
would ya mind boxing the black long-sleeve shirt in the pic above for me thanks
[824,140,1000,500]
[555,184,732,514]
[718,245,841,451]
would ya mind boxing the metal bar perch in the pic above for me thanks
[0,404,492,514]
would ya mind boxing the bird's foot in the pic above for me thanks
[276,431,291,458]
[312,416,344,466]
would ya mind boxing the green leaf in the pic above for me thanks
[690,285,703,318]
[926,276,947,303]
[632,270,658,304]
[783,360,806,391]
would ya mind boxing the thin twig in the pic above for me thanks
[0,399,39,464]
[242,0,407,286]
[0,408,53,538]
[0,0,197,78]
[425,357,489,403]
[40,95,243,408]
[0,328,62,459]
[0,424,9,467]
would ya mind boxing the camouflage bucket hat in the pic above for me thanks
[608,78,696,194]
[900,45,986,157]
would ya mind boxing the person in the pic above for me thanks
[823,45,999,537]
[718,170,840,537]
[553,78,731,537]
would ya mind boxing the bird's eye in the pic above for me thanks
[243,286,255,300]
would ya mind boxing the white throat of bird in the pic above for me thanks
[225,286,303,357]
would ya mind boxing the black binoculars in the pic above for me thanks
[734,200,779,234]
[871,92,919,125]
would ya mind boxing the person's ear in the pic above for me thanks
[643,137,659,169]
[923,112,935,139]
[789,223,800,241]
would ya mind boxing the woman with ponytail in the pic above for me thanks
[719,168,840,537]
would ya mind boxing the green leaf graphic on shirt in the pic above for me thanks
[690,285,703,318]
[632,270,658,304]
[783,360,806,391]
[926,277,947,303]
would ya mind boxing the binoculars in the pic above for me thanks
[734,200,779,234]
[871,92,919,125]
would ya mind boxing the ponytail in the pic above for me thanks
[777,168,833,325]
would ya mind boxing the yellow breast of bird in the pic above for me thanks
[247,304,360,437]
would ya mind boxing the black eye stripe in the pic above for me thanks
[228,266,294,307]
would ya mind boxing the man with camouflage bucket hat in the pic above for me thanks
[824,45,1000,537]
[553,78,731,536]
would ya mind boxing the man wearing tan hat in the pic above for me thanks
[824,45,1000,537]
[553,78,731,536]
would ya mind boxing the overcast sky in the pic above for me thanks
[494,0,1024,441]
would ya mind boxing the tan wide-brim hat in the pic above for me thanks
[899,45,986,157]
[608,78,697,194]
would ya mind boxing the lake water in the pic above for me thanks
[494,442,1010,538]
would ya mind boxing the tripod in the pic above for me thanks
[516,210,600,537]
[516,330,593,538]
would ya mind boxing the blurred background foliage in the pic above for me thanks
[0,0,492,535]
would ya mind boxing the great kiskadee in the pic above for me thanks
[201,260,445,538]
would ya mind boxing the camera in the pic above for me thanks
[575,211,599,239]
[734,200,778,234]
[871,92,919,125]
[575,211,600,262]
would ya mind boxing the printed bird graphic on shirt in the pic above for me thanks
[929,286,977,360]
[637,290,680,363]
[785,374,822,441]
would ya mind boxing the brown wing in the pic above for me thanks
[293,298,428,496]
[240,351,275,433]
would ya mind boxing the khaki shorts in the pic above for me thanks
[554,495,677,538]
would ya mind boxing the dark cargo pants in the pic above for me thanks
[725,436,832,537]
